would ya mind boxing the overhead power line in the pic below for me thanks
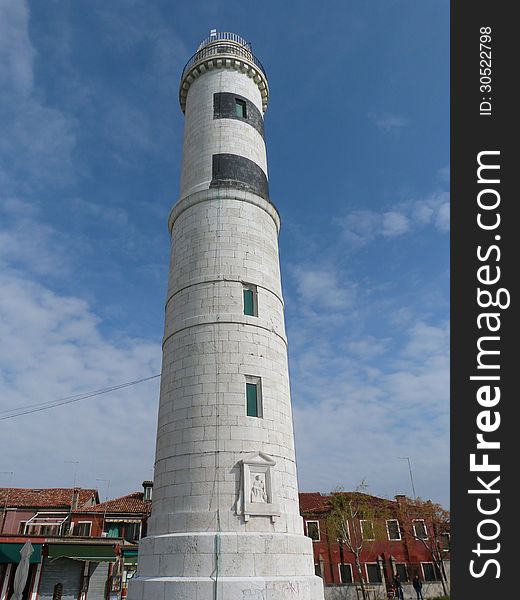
[0,374,161,421]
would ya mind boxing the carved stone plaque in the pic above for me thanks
[237,451,280,522]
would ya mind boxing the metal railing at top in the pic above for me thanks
[181,40,266,81]
[197,31,252,51]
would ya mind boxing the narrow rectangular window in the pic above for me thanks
[421,562,437,581]
[123,522,141,542]
[439,532,451,551]
[243,284,258,316]
[395,563,409,582]
[306,520,320,541]
[413,519,428,540]
[245,377,262,417]
[386,519,401,540]
[235,98,247,118]
[366,563,382,583]
[339,563,353,583]
[360,519,375,540]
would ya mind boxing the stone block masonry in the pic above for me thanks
[128,31,324,600]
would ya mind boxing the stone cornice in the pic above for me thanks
[179,41,269,114]
[168,188,281,235]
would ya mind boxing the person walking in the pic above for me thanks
[413,574,425,600]
[394,573,404,600]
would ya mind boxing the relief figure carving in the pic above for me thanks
[250,474,268,503]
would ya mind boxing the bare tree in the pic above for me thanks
[325,482,386,600]
[396,497,450,596]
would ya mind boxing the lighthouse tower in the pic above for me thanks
[129,31,324,600]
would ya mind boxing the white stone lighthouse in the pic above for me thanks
[129,31,324,600]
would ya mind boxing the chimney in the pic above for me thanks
[142,481,153,501]
[71,488,80,510]
[395,494,408,506]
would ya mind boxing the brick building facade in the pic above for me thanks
[300,492,450,599]
[0,484,150,600]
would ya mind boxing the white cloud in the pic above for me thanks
[0,3,160,496]
[0,267,161,495]
[70,198,129,227]
[0,0,77,194]
[367,112,409,132]
[291,319,449,505]
[382,211,410,237]
[0,0,34,95]
[340,191,450,246]
[438,165,450,183]
[0,204,69,276]
[291,266,357,312]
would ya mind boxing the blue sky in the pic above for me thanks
[0,0,449,506]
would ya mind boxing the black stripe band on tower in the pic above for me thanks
[210,153,269,200]
[213,92,265,138]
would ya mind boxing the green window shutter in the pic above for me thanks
[246,383,258,417]
[243,289,254,315]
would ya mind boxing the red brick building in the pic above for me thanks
[70,483,152,598]
[300,492,450,598]
[0,484,151,600]
[0,488,98,536]
[70,483,152,542]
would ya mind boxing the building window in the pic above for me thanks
[339,563,353,583]
[314,563,322,577]
[243,284,258,316]
[395,563,409,582]
[105,522,122,537]
[366,563,382,583]
[386,519,401,540]
[337,520,350,543]
[413,519,428,540]
[439,532,451,551]
[26,524,59,536]
[245,377,262,418]
[360,520,375,541]
[73,521,92,537]
[235,98,247,119]
[123,522,141,542]
[18,521,27,534]
[421,562,440,581]
[306,520,320,541]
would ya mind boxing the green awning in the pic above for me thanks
[0,543,42,564]
[47,543,116,562]
[122,548,138,564]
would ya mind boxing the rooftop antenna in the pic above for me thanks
[398,457,417,499]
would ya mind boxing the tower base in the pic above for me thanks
[127,532,324,599]
[129,575,324,600]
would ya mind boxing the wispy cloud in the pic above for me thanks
[0,267,160,492]
[0,0,77,195]
[291,316,449,504]
[290,266,357,313]
[367,111,409,132]
[339,191,450,247]
[0,1,162,496]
